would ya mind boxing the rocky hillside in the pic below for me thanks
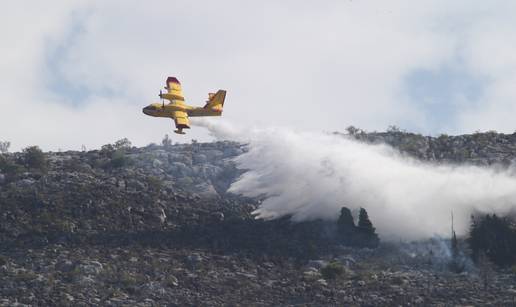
[0,141,248,245]
[1,133,516,306]
[339,128,516,166]
[0,140,375,256]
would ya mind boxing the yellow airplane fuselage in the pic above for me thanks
[143,77,225,134]
[143,102,222,118]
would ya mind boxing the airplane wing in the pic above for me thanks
[162,77,185,101]
[173,111,190,131]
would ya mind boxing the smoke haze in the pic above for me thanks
[194,119,516,240]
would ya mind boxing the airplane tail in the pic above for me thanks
[205,90,226,111]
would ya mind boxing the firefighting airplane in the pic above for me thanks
[143,77,226,134]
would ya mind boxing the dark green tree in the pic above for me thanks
[468,214,516,267]
[321,261,344,280]
[357,208,374,231]
[337,207,355,245]
[451,230,459,258]
[356,208,379,248]
[337,207,355,231]
[449,229,465,273]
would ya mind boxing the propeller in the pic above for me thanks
[159,90,164,108]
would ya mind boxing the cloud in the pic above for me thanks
[2,1,516,151]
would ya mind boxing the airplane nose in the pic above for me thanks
[143,105,157,115]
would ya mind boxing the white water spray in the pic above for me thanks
[194,119,516,240]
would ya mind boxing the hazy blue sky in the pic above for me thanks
[2,1,516,150]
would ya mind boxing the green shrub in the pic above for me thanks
[0,255,7,266]
[321,261,344,280]
[63,157,86,172]
[438,134,449,139]
[99,139,133,169]
[100,144,115,156]
[110,150,128,168]
[511,265,516,275]
[391,275,406,285]
[118,271,146,287]
[14,271,38,282]
[0,155,24,176]
[21,146,47,172]
[146,176,163,191]
[165,275,179,287]
[114,138,132,150]
[387,125,401,133]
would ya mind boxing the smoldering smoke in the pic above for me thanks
[194,118,516,240]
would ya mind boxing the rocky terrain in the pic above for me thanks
[1,132,516,306]
[340,127,516,166]
[2,243,516,306]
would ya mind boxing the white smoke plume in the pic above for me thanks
[194,118,516,240]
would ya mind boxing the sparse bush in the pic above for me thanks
[321,261,344,280]
[437,134,449,140]
[345,126,360,135]
[477,251,495,290]
[0,141,10,153]
[99,139,133,169]
[387,125,402,133]
[146,176,163,191]
[14,271,38,282]
[162,134,172,148]
[63,157,87,172]
[0,255,7,266]
[0,155,23,176]
[391,275,406,285]
[110,150,128,168]
[114,138,132,150]
[165,275,179,287]
[146,142,159,150]
[100,143,115,155]
[21,146,47,172]
[118,271,146,287]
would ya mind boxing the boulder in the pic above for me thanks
[193,154,208,164]
[55,259,74,272]
[193,182,219,198]
[152,159,163,168]
[76,260,103,275]
[307,260,328,270]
